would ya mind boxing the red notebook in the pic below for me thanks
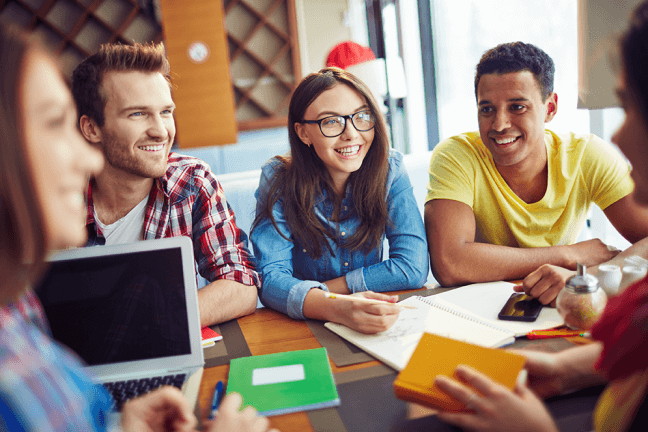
[201,327,223,346]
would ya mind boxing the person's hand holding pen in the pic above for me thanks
[205,381,280,432]
[323,292,417,309]
[311,291,402,334]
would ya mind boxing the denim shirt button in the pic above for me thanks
[341,232,346,236]
[344,262,349,267]
[303,248,307,253]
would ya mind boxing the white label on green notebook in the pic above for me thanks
[252,364,305,386]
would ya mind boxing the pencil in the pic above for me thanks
[323,292,417,309]
[526,330,591,340]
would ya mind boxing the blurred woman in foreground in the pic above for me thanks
[0,25,276,432]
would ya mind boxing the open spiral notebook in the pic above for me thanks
[324,281,564,371]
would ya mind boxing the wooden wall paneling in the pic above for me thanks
[224,0,300,131]
[0,0,163,76]
[0,0,300,134]
[159,0,237,148]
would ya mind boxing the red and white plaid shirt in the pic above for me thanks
[85,152,260,288]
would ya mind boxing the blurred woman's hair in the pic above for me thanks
[253,67,390,258]
[621,1,648,126]
[0,25,47,301]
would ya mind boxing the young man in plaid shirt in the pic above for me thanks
[71,42,260,327]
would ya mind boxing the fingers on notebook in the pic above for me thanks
[434,365,509,406]
[358,291,399,303]
[433,375,477,409]
[208,393,276,432]
[453,365,508,398]
[350,312,399,334]
[219,392,243,408]
[345,295,400,331]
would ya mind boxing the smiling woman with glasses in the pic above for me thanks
[250,67,428,334]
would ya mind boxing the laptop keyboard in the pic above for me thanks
[104,373,187,411]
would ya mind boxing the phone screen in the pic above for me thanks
[497,293,543,322]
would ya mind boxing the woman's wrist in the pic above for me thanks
[556,343,606,391]
[302,288,337,322]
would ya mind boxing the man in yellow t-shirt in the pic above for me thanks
[425,42,648,295]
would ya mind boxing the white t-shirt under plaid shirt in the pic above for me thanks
[84,152,260,289]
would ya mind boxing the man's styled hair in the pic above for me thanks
[474,42,555,101]
[71,42,171,127]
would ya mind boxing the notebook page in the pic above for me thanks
[324,296,514,371]
[432,281,564,336]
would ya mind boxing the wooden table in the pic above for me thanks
[198,306,389,431]
[197,289,591,431]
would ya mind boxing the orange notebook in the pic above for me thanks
[393,333,526,412]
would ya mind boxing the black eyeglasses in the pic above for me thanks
[301,109,376,138]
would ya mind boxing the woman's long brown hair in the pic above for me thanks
[253,67,390,259]
[0,25,47,304]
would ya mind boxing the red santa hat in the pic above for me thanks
[326,41,376,70]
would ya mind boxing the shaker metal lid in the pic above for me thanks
[565,263,599,293]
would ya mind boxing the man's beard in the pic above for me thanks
[100,131,169,179]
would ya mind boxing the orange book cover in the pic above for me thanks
[393,332,526,412]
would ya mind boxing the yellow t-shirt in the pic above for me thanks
[425,130,634,247]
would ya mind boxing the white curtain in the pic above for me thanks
[577,0,642,109]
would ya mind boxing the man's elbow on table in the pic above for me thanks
[198,281,258,327]
[239,284,259,316]
[430,252,473,287]
[425,200,478,287]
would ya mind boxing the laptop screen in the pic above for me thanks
[36,247,192,367]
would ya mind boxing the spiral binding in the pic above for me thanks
[414,296,513,336]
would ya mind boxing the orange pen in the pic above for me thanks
[526,330,591,339]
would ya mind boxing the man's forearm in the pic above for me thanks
[433,242,568,286]
[426,200,616,286]
[432,239,616,286]
[197,280,258,327]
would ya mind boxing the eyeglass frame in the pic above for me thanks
[300,109,376,138]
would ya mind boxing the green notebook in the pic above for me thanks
[226,347,340,416]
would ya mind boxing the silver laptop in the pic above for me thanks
[36,237,204,419]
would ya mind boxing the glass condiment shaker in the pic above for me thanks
[556,263,607,330]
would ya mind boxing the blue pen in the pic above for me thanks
[209,381,224,420]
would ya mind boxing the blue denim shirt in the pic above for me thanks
[251,149,429,319]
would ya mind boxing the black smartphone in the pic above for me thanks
[497,293,543,322]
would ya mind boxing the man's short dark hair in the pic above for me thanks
[71,42,171,127]
[474,42,555,101]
